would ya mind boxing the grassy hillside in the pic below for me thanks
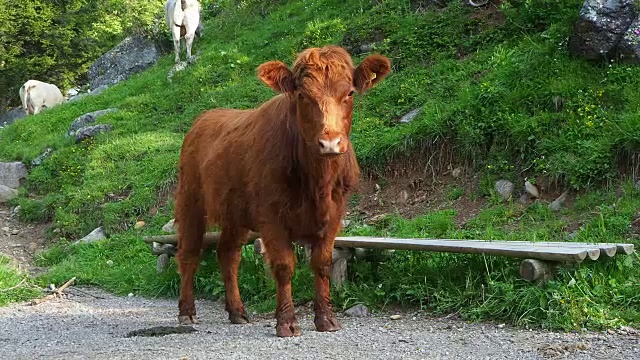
[1,0,639,329]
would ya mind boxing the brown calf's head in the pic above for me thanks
[258,46,391,156]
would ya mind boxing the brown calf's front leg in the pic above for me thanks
[261,225,301,337]
[311,238,342,332]
[217,227,250,324]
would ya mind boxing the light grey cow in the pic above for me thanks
[165,0,203,64]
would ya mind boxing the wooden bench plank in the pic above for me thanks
[332,237,598,262]
[455,240,618,257]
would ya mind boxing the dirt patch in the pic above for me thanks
[349,164,487,227]
[126,325,197,337]
[0,204,50,273]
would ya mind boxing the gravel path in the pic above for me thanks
[1,287,638,360]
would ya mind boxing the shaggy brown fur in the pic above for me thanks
[174,45,391,337]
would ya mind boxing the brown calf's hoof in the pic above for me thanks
[178,315,198,325]
[276,320,302,337]
[315,315,342,332]
[229,312,250,324]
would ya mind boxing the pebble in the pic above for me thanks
[134,221,145,230]
[11,229,19,235]
[390,315,402,320]
[1,226,9,232]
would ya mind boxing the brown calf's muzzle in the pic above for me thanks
[318,132,347,156]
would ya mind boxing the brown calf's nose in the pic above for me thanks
[319,137,342,155]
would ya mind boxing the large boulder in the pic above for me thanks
[68,108,118,136]
[87,34,161,90]
[569,0,639,62]
[0,185,18,203]
[0,107,27,127]
[0,162,27,189]
[75,124,113,143]
[619,16,640,60]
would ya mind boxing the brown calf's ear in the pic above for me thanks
[353,55,391,94]
[257,61,296,93]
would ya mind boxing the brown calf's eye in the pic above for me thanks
[348,90,354,97]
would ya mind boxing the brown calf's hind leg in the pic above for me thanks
[261,225,301,337]
[311,240,342,332]
[175,187,205,325]
[217,227,250,324]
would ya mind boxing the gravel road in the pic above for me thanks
[1,287,639,360]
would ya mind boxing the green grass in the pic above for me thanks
[1,0,639,328]
[0,256,41,306]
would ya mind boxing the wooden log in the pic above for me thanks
[460,240,618,258]
[331,258,348,289]
[151,243,177,256]
[519,259,556,282]
[253,238,272,280]
[157,253,170,273]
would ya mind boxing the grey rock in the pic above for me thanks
[73,227,106,245]
[162,219,176,233]
[494,180,514,201]
[88,34,161,90]
[550,191,569,211]
[167,61,189,82]
[0,162,28,189]
[341,219,351,228]
[90,85,109,96]
[518,193,531,205]
[0,185,18,203]
[68,109,118,136]
[66,88,80,97]
[345,304,371,317]
[619,16,640,62]
[524,180,539,198]
[0,107,27,127]
[569,0,638,61]
[635,179,640,191]
[75,124,113,143]
[10,205,21,219]
[451,167,462,178]
[399,108,421,123]
[397,190,409,205]
[568,231,578,240]
[31,148,53,166]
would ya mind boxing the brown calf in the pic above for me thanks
[174,45,391,337]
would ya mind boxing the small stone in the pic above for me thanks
[399,108,421,123]
[75,124,113,143]
[27,242,38,252]
[607,329,615,335]
[568,231,578,240]
[524,180,539,198]
[162,219,176,233]
[375,183,381,192]
[518,193,531,205]
[106,260,114,266]
[128,293,134,297]
[635,180,640,191]
[73,227,106,245]
[0,185,19,203]
[341,219,351,228]
[1,227,9,232]
[390,314,402,320]
[494,180,514,201]
[497,323,505,329]
[550,191,569,211]
[48,284,56,291]
[11,229,19,235]
[451,167,462,178]
[134,221,145,230]
[345,304,371,317]
[398,190,409,205]
[10,205,21,218]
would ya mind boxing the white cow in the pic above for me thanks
[165,0,203,64]
[19,80,65,115]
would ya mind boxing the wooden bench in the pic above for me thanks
[142,233,635,285]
